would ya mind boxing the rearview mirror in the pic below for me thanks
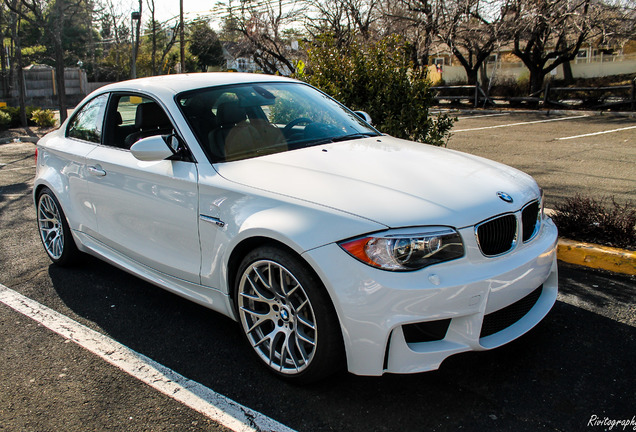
[130,135,174,161]
[354,111,373,125]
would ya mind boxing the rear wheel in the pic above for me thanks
[37,187,80,266]
[235,245,343,383]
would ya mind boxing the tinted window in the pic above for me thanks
[67,94,109,143]
[177,82,379,162]
[103,94,170,149]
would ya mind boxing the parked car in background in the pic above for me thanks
[34,73,558,383]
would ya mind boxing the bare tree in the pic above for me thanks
[96,0,132,80]
[147,0,157,75]
[436,0,514,85]
[226,0,304,74]
[7,0,27,125]
[303,0,381,45]
[511,0,596,94]
[303,0,356,46]
[5,0,70,122]
[379,0,443,66]
[592,0,636,54]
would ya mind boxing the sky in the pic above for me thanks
[150,0,217,22]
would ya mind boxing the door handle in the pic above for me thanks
[88,166,107,177]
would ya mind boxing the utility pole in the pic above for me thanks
[180,0,185,73]
[131,11,141,79]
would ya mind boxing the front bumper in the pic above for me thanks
[303,218,558,376]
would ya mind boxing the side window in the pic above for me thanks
[104,94,173,149]
[67,94,108,143]
[117,95,154,126]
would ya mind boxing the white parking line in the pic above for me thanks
[0,284,296,432]
[455,113,510,120]
[453,114,589,132]
[556,125,636,140]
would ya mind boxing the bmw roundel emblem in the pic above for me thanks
[497,191,514,203]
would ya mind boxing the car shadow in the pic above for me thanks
[49,258,635,432]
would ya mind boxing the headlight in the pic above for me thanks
[338,227,464,271]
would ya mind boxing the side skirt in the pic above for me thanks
[73,230,237,321]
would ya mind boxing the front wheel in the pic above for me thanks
[235,246,344,383]
[36,187,80,266]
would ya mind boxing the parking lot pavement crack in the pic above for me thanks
[5,269,49,290]
[240,409,258,430]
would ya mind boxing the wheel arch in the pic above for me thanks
[34,182,74,232]
[226,236,346,350]
[227,236,313,308]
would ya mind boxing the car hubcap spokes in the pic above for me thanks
[238,260,317,374]
[38,195,64,260]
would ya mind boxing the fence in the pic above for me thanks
[431,80,636,111]
[439,54,636,85]
[0,66,89,108]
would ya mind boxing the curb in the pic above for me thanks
[557,238,636,276]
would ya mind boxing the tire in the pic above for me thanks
[36,187,80,266]
[235,245,344,383]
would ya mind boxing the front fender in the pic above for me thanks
[198,177,386,298]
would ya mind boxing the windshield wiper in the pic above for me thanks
[330,132,379,143]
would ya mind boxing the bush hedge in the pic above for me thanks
[0,105,39,128]
[30,109,56,127]
[552,194,636,250]
[297,34,455,147]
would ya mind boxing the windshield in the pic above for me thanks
[177,82,379,162]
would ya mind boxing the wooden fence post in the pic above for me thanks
[474,83,480,108]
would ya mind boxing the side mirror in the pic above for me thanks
[354,111,373,125]
[130,135,175,161]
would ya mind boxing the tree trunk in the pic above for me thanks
[562,61,573,85]
[528,67,545,95]
[479,64,489,88]
[12,9,27,127]
[150,0,157,76]
[179,0,185,73]
[0,6,8,97]
[54,0,68,123]
[465,68,478,86]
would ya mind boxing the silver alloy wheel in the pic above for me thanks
[38,193,64,260]
[238,259,318,374]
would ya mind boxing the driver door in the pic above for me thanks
[84,93,201,283]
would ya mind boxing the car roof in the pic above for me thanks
[96,73,298,98]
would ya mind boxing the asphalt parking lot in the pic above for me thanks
[1,112,635,431]
[446,111,635,207]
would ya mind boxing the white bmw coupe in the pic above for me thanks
[34,73,558,383]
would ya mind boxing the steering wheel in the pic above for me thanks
[283,117,313,135]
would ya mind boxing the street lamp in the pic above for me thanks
[131,11,141,79]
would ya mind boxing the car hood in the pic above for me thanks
[214,136,539,229]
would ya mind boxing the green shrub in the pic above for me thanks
[0,105,39,127]
[30,108,56,127]
[0,106,21,128]
[551,194,635,250]
[297,34,455,146]
[0,110,11,130]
